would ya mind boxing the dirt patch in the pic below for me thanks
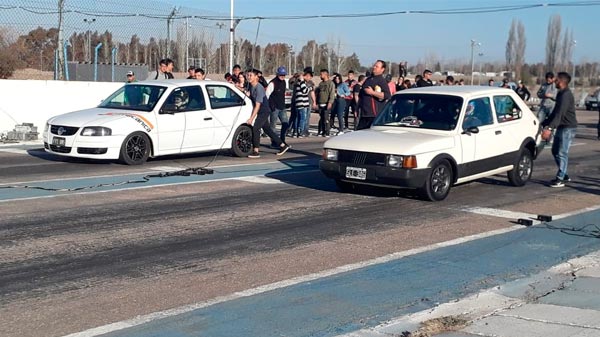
[400,315,469,337]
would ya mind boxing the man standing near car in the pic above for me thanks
[246,69,290,158]
[541,72,578,188]
[537,72,557,123]
[266,66,290,144]
[416,69,434,87]
[357,60,391,130]
[316,69,336,136]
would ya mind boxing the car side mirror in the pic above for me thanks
[160,104,178,115]
[513,108,522,118]
[462,126,480,135]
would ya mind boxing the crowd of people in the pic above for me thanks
[140,59,580,188]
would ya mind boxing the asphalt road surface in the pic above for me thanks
[1,129,599,337]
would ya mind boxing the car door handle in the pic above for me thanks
[204,117,213,121]
[495,130,502,135]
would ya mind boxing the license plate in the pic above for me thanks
[345,166,367,180]
[52,137,66,146]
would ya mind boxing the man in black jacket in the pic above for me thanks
[542,72,578,188]
[357,60,391,130]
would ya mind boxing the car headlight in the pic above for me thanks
[81,127,112,136]
[323,149,338,161]
[387,155,403,168]
[387,155,418,168]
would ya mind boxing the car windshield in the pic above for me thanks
[372,94,464,131]
[98,84,167,112]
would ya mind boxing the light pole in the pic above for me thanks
[216,22,225,74]
[470,39,481,85]
[477,52,484,85]
[185,17,189,71]
[83,18,96,62]
[288,44,293,73]
[571,40,577,91]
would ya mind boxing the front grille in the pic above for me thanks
[50,125,79,136]
[44,142,49,149]
[49,145,72,153]
[77,147,108,155]
[338,150,386,166]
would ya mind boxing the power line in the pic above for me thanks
[3,1,600,20]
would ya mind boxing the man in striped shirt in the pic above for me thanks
[292,69,311,138]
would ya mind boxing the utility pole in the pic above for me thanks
[83,18,96,62]
[229,0,234,73]
[571,40,577,91]
[478,52,484,85]
[185,17,189,70]
[470,39,481,85]
[166,7,177,59]
[57,0,65,79]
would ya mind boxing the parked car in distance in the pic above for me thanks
[584,88,600,110]
[43,80,254,165]
[320,86,543,201]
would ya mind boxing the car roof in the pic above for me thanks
[132,79,230,88]
[396,85,516,98]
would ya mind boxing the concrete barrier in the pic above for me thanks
[0,80,122,140]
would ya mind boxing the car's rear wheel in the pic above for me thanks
[508,149,533,186]
[119,132,150,165]
[231,125,253,157]
[419,160,453,201]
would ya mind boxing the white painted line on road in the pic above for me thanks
[459,207,538,220]
[60,204,600,337]
[0,160,287,187]
[0,169,321,204]
[234,176,284,184]
[0,148,30,155]
[148,166,188,172]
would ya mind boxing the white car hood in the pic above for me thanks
[48,107,149,127]
[324,128,455,155]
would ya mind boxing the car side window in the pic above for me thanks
[493,95,521,123]
[206,85,244,109]
[184,86,206,111]
[462,97,493,130]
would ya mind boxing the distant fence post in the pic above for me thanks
[94,43,103,82]
[111,47,117,82]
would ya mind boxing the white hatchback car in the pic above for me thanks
[320,86,543,201]
[43,80,253,164]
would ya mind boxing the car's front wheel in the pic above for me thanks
[419,160,453,201]
[508,149,533,186]
[231,125,253,157]
[119,132,150,165]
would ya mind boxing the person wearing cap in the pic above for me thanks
[416,69,433,87]
[266,66,290,144]
[515,80,531,101]
[126,71,137,83]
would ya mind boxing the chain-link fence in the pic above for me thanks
[0,0,231,80]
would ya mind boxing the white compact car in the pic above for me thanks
[43,80,254,164]
[320,86,543,201]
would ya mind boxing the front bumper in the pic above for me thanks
[42,131,124,160]
[319,160,431,189]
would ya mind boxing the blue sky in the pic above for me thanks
[170,0,599,66]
